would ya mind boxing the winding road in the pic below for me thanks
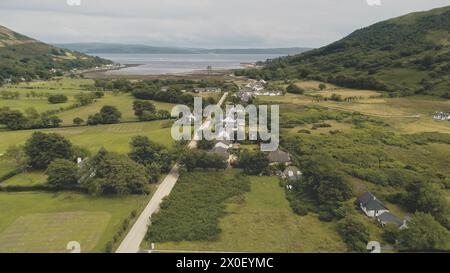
[116,92,228,253]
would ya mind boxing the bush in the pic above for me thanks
[286,84,304,94]
[48,94,68,104]
[24,132,73,169]
[383,223,400,245]
[146,172,250,242]
[398,212,450,251]
[337,216,370,252]
[46,159,79,189]
[73,117,84,126]
[87,105,122,125]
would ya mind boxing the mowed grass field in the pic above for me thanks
[0,119,175,154]
[0,191,149,253]
[0,159,18,177]
[1,171,47,187]
[58,93,176,125]
[152,176,347,252]
[1,78,177,126]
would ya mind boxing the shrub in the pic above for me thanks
[48,94,68,104]
[337,216,370,252]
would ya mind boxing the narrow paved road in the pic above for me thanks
[116,92,228,253]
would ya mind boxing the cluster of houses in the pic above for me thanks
[236,80,283,102]
[159,86,222,93]
[433,112,450,121]
[193,87,222,93]
[358,192,408,229]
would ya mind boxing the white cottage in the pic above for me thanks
[358,192,389,218]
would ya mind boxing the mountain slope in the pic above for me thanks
[0,25,112,83]
[240,6,450,97]
[55,43,311,55]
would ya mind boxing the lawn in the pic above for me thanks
[0,159,18,177]
[0,171,47,187]
[0,78,93,113]
[57,93,176,125]
[0,98,75,113]
[0,120,175,154]
[151,176,347,252]
[0,191,149,253]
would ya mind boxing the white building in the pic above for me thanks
[358,192,389,218]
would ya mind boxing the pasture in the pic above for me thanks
[0,120,175,154]
[0,191,148,252]
[257,92,450,134]
[151,176,347,252]
[1,171,47,187]
[0,78,177,126]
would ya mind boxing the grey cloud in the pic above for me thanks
[0,0,449,48]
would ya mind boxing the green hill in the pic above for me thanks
[0,25,112,83]
[239,6,450,97]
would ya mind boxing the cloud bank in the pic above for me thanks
[0,0,449,48]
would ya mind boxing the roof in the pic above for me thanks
[377,212,404,226]
[268,149,291,163]
[284,166,300,173]
[210,146,230,159]
[358,192,388,211]
[215,140,232,146]
[283,166,302,177]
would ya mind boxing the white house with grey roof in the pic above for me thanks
[376,212,408,229]
[358,192,389,218]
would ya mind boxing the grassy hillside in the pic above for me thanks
[0,25,112,83]
[239,6,450,97]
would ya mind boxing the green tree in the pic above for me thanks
[46,159,79,188]
[398,212,449,251]
[383,223,401,245]
[286,84,304,94]
[3,145,28,170]
[197,139,215,150]
[73,117,84,126]
[47,94,68,104]
[133,100,156,118]
[404,182,449,228]
[319,83,327,90]
[238,150,269,175]
[24,132,73,169]
[0,108,28,130]
[81,150,149,195]
[100,105,122,124]
[337,216,370,252]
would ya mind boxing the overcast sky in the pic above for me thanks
[0,0,449,48]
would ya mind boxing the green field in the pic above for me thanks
[57,93,175,125]
[0,119,175,154]
[1,171,47,187]
[151,176,347,252]
[257,88,450,134]
[0,159,18,177]
[1,78,177,126]
[0,191,148,253]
